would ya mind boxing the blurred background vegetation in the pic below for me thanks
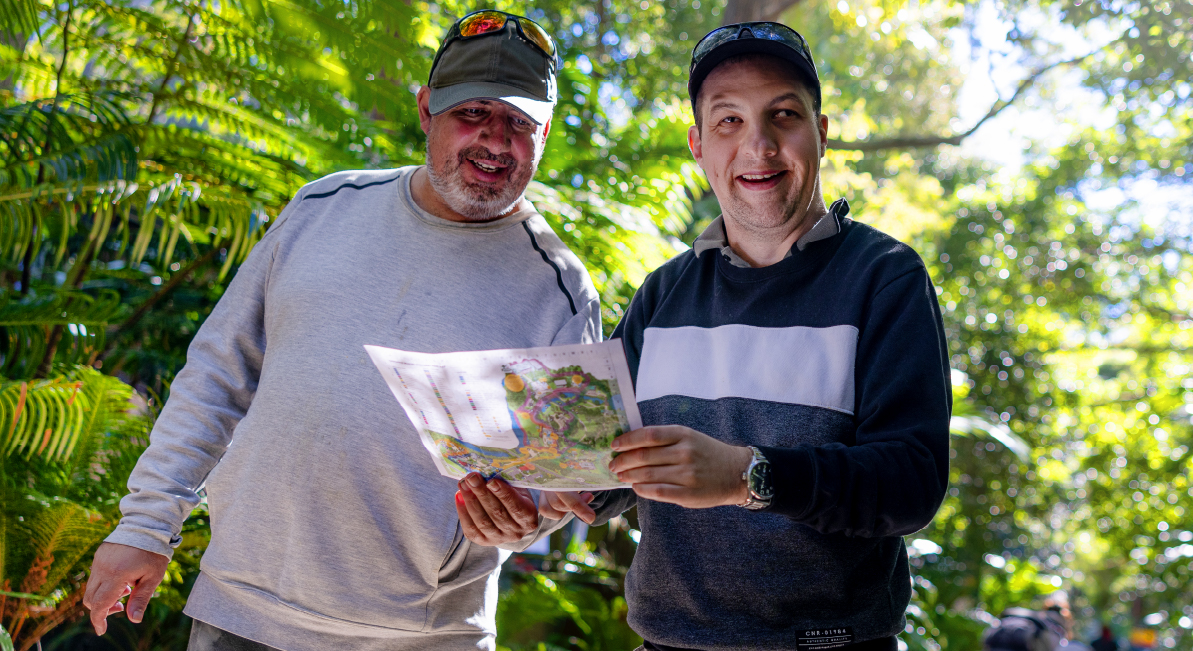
[0,0,1189,649]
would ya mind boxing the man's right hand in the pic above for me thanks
[539,491,597,524]
[83,542,170,635]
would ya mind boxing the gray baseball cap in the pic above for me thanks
[428,18,558,125]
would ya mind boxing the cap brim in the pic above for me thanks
[429,81,555,125]
[688,39,820,106]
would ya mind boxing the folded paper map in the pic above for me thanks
[365,340,641,491]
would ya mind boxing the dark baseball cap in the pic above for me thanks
[428,13,558,125]
[688,22,821,113]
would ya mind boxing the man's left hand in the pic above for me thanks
[455,473,540,546]
[610,425,752,509]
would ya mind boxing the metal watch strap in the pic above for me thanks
[738,445,772,510]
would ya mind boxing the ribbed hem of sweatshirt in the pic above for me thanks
[757,445,817,519]
[184,572,494,651]
[104,526,177,560]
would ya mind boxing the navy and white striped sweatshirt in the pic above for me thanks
[594,204,952,650]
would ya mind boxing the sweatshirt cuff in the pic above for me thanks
[756,445,817,519]
[104,524,181,560]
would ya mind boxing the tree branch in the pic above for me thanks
[827,50,1102,152]
[96,246,218,364]
[34,214,95,379]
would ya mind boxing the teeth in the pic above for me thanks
[473,161,500,172]
[741,172,779,181]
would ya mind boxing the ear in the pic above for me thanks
[541,117,552,142]
[417,86,434,135]
[818,113,829,158]
[688,124,703,166]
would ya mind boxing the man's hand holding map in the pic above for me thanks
[365,340,641,491]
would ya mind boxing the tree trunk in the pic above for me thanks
[722,0,802,25]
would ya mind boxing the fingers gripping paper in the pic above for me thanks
[365,340,640,491]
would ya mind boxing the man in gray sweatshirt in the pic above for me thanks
[82,10,598,651]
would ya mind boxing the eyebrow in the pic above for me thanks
[707,92,808,114]
[707,100,743,114]
[767,92,804,107]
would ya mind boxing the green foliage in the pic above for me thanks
[498,518,642,651]
[1,0,1189,648]
[0,367,149,650]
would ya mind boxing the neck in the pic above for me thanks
[722,197,829,268]
[410,166,524,223]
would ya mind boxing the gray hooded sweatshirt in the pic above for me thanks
[105,167,600,650]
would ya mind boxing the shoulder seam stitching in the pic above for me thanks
[302,175,402,201]
[522,220,578,316]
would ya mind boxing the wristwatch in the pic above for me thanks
[738,446,774,511]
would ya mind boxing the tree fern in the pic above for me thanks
[18,500,110,599]
[0,366,135,462]
[0,365,147,648]
[0,91,138,188]
[0,499,108,649]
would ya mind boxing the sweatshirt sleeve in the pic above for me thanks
[104,196,302,558]
[550,294,601,345]
[760,266,951,537]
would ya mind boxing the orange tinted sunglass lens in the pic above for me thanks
[520,20,555,55]
[459,11,507,38]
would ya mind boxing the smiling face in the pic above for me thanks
[417,87,550,222]
[689,54,829,240]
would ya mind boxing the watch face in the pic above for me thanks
[750,461,774,499]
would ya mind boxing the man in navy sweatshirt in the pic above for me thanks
[537,21,953,651]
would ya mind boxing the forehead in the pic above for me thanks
[700,55,814,109]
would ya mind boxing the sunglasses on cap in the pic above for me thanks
[431,10,557,74]
[690,22,814,71]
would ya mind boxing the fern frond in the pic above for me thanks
[0,367,135,462]
[0,287,120,375]
[0,91,138,188]
[0,287,123,326]
[16,500,109,597]
[0,0,40,42]
[0,377,84,461]
[0,174,267,273]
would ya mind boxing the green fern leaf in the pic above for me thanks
[16,499,110,597]
[0,367,133,463]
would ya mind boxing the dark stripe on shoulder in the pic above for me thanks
[303,176,401,201]
[522,221,578,316]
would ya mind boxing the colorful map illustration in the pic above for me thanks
[365,341,640,490]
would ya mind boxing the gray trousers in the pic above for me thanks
[189,620,282,651]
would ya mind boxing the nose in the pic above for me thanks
[742,119,779,159]
[475,112,513,154]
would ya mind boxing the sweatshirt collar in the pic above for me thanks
[692,198,849,268]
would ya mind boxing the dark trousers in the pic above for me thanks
[642,636,900,651]
[188,620,281,651]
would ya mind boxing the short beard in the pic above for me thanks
[723,183,806,235]
[424,131,542,222]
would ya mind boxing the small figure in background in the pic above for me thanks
[1091,625,1120,651]
[983,592,1070,651]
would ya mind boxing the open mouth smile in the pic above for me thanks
[467,157,512,181]
[736,170,787,189]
